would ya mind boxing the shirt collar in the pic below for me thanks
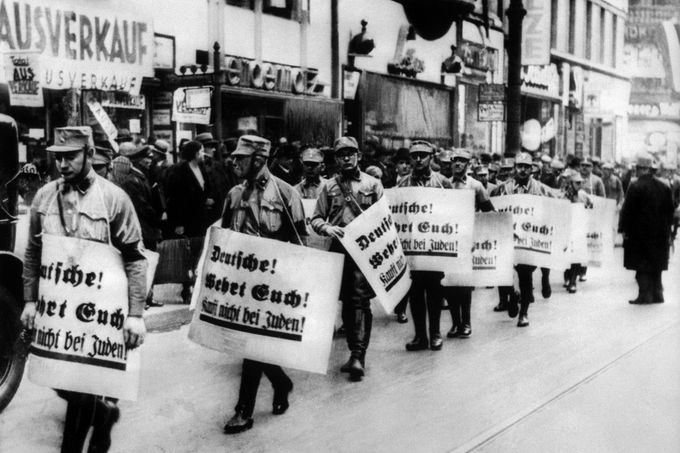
[245,166,271,190]
[61,169,96,194]
[412,168,432,183]
[339,168,361,182]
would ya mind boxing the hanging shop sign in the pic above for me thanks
[628,102,680,119]
[521,63,560,100]
[0,0,153,96]
[100,93,146,110]
[173,87,212,125]
[3,50,43,107]
[223,54,324,96]
[458,41,497,73]
[522,0,551,66]
[87,100,119,151]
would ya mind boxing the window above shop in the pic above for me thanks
[226,0,309,21]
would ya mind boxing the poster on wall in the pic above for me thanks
[3,51,43,107]
[173,87,212,125]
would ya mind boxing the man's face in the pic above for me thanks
[497,168,511,181]
[134,154,152,171]
[55,149,87,182]
[603,168,612,178]
[278,156,293,170]
[476,172,488,185]
[580,162,592,176]
[452,157,469,177]
[515,163,532,182]
[571,179,583,191]
[396,159,411,176]
[335,148,359,172]
[410,152,431,172]
[233,155,253,178]
[302,161,322,179]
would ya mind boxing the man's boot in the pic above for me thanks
[652,271,664,303]
[447,300,462,338]
[494,287,509,312]
[348,352,364,381]
[460,300,471,338]
[88,399,120,453]
[541,268,551,299]
[61,399,96,453]
[507,290,519,318]
[517,303,529,327]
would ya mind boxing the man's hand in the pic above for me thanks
[324,225,345,239]
[124,316,146,350]
[205,198,215,207]
[20,301,37,331]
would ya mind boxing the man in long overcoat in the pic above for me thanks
[618,153,675,304]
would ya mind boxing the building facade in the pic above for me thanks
[624,0,680,166]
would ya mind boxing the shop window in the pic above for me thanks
[82,91,148,144]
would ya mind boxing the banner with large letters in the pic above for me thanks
[491,194,571,269]
[442,212,514,287]
[339,196,411,314]
[188,227,343,374]
[28,234,141,400]
[0,0,154,95]
[586,196,617,266]
[386,188,475,273]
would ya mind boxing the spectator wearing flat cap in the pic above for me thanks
[295,147,326,199]
[618,152,674,305]
[311,136,384,381]
[92,146,112,179]
[393,147,412,185]
[397,140,453,352]
[196,132,236,223]
[221,134,306,435]
[491,152,557,327]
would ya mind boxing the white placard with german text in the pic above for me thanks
[587,196,617,266]
[339,196,411,314]
[567,203,589,265]
[386,188,475,273]
[28,234,141,400]
[491,194,571,269]
[443,212,514,287]
[188,227,343,374]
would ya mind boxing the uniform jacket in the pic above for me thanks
[311,170,384,231]
[603,174,624,205]
[294,176,326,200]
[618,175,674,271]
[396,169,452,190]
[450,174,494,212]
[490,177,556,197]
[221,166,307,243]
[23,169,146,316]
[581,173,606,197]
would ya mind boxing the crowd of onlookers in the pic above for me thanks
[14,130,680,306]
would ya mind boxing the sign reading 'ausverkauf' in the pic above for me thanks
[0,0,154,95]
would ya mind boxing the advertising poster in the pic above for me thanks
[3,51,43,107]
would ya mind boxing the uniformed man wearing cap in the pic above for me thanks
[20,126,147,452]
[295,147,326,199]
[602,161,624,206]
[618,152,674,305]
[539,154,558,188]
[491,151,557,327]
[397,140,453,351]
[562,172,593,293]
[437,149,454,179]
[311,136,384,379]
[444,148,494,339]
[488,162,500,185]
[221,135,307,434]
[497,158,514,183]
[474,165,496,193]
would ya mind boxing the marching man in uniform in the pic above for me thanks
[20,126,147,453]
[220,135,307,434]
[311,136,384,381]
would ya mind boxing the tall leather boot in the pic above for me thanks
[517,301,530,327]
[460,299,472,338]
[567,264,578,293]
[652,271,664,303]
[88,399,120,453]
[61,398,96,453]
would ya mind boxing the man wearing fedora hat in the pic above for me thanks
[220,134,306,434]
[20,126,147,452]
[619,152,674,305]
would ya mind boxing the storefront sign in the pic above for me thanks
[343,69,361,100]
[478,84,505,102]
[237,116,257,132]
[87,100,119,151]
[173,87,212,125]
[628,102,680,118]
[152,109,171,126]
[339,197,411,314]
[0,0,153,95]
[184,87,212,109]
[188,227,343,374]
[224,54,324,96]
[3,51,43,107]
[458,41,497,72]
[478,102,505,122]
[100,93,146,110]
[386,188,475,273]
[522,0,551,66]
[28,234,141,400]
[521,64,560,99]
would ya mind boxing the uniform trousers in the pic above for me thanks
[444,286,472,329]
[409,271,444,339]
[515,264,536,315]
[234,359,292,418]
[56,390,118,453]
